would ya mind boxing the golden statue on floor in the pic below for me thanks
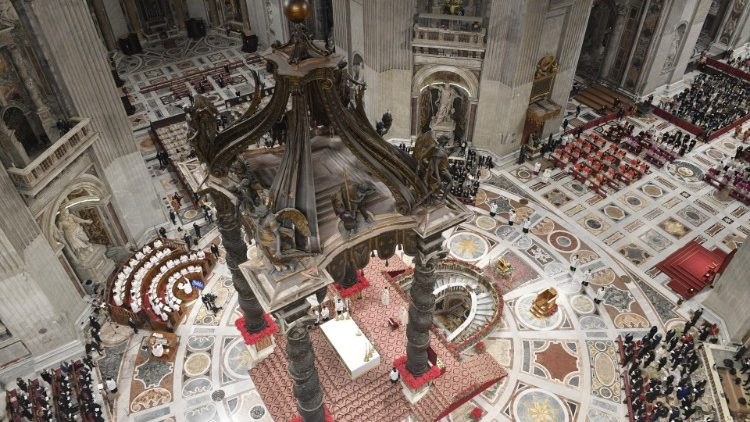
[530,288,558,318]
[494,257,513,278]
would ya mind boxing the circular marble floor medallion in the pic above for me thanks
[250,405,267,420]
[705,148,725,160]
[544,262,565,276]
[579,315,607,330]
[601,205,627,221]
[515,294,564,331]
[182,377,212,398]
[448,232,489,262]
[570,294,595,315]
[183,209,199,220]
[641,183,664,198]
[184,352,211,377]
[475,215,498,231]
[513,388,569,422]
[185,403,218,422]
[591,268,616,286]
[548,230,580,253]
[187,336,215,352]
[495,225,515,239]
[223,337,253,380]
[514,235,533,250]
[669,161,704,183]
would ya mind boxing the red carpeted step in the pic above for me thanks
[659,241,727,299]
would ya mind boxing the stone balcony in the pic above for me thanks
[412,13,486,60]
[7,118,95,196]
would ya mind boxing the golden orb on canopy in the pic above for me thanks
[284,0,311,23]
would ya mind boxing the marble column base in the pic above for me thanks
[401,380,430,404]
[245,336,276,369]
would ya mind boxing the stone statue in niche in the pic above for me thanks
[56,206,96,259]
[431,83,455,127]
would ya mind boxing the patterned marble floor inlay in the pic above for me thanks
[105,75,750,422]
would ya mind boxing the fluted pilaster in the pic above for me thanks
[363,0,415,72]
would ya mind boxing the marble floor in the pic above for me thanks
[101,47,750,421]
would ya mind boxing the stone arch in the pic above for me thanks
[41,174,113,249]
[412,65,479,100]
[576,0,619,79]
[2,106,41,157]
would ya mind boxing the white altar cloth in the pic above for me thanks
[320,316,380,379]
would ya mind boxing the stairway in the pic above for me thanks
[574,84,634,113]
[658,241,727,300]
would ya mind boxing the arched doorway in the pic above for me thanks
[697,0,733,51]
[411,66,479,142]
[3,107,43,158]
[576,0,618,80]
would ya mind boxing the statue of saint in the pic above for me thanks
[56,207,95,259]
[431,83,455,127]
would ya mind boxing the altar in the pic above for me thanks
[319,315,380,380]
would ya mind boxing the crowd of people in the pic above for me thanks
[6,359,105,422]
[724,54,750,73]
[620,308,719,421]
[705,143,750,204]
[447,149,494,203]
[660,72,750,133]
[603,122,696,168]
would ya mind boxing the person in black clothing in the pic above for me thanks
[91,328,102,344]
[127,316,139,334]
[16,377,28,392]
[210,243,220,258]
[169,209,177,225]
[89,316,101,331]
[736,345,748,360]
[193,222,201,238]
[690,307,703,325]
[159,226,167,238]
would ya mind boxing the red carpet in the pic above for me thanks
[250,257,506,422]
[657,241,727,299]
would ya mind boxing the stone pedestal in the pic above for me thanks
[245,335,276,369]
[401,380,430,404]
[71,244,116,286]
[430,120,456,142]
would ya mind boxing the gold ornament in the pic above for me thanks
[284,0,311,23]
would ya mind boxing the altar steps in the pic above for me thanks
[574,84,634,113]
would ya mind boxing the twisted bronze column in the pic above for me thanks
[405,233,443,376]
[213,191,267,333]
[287,322,325,422]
